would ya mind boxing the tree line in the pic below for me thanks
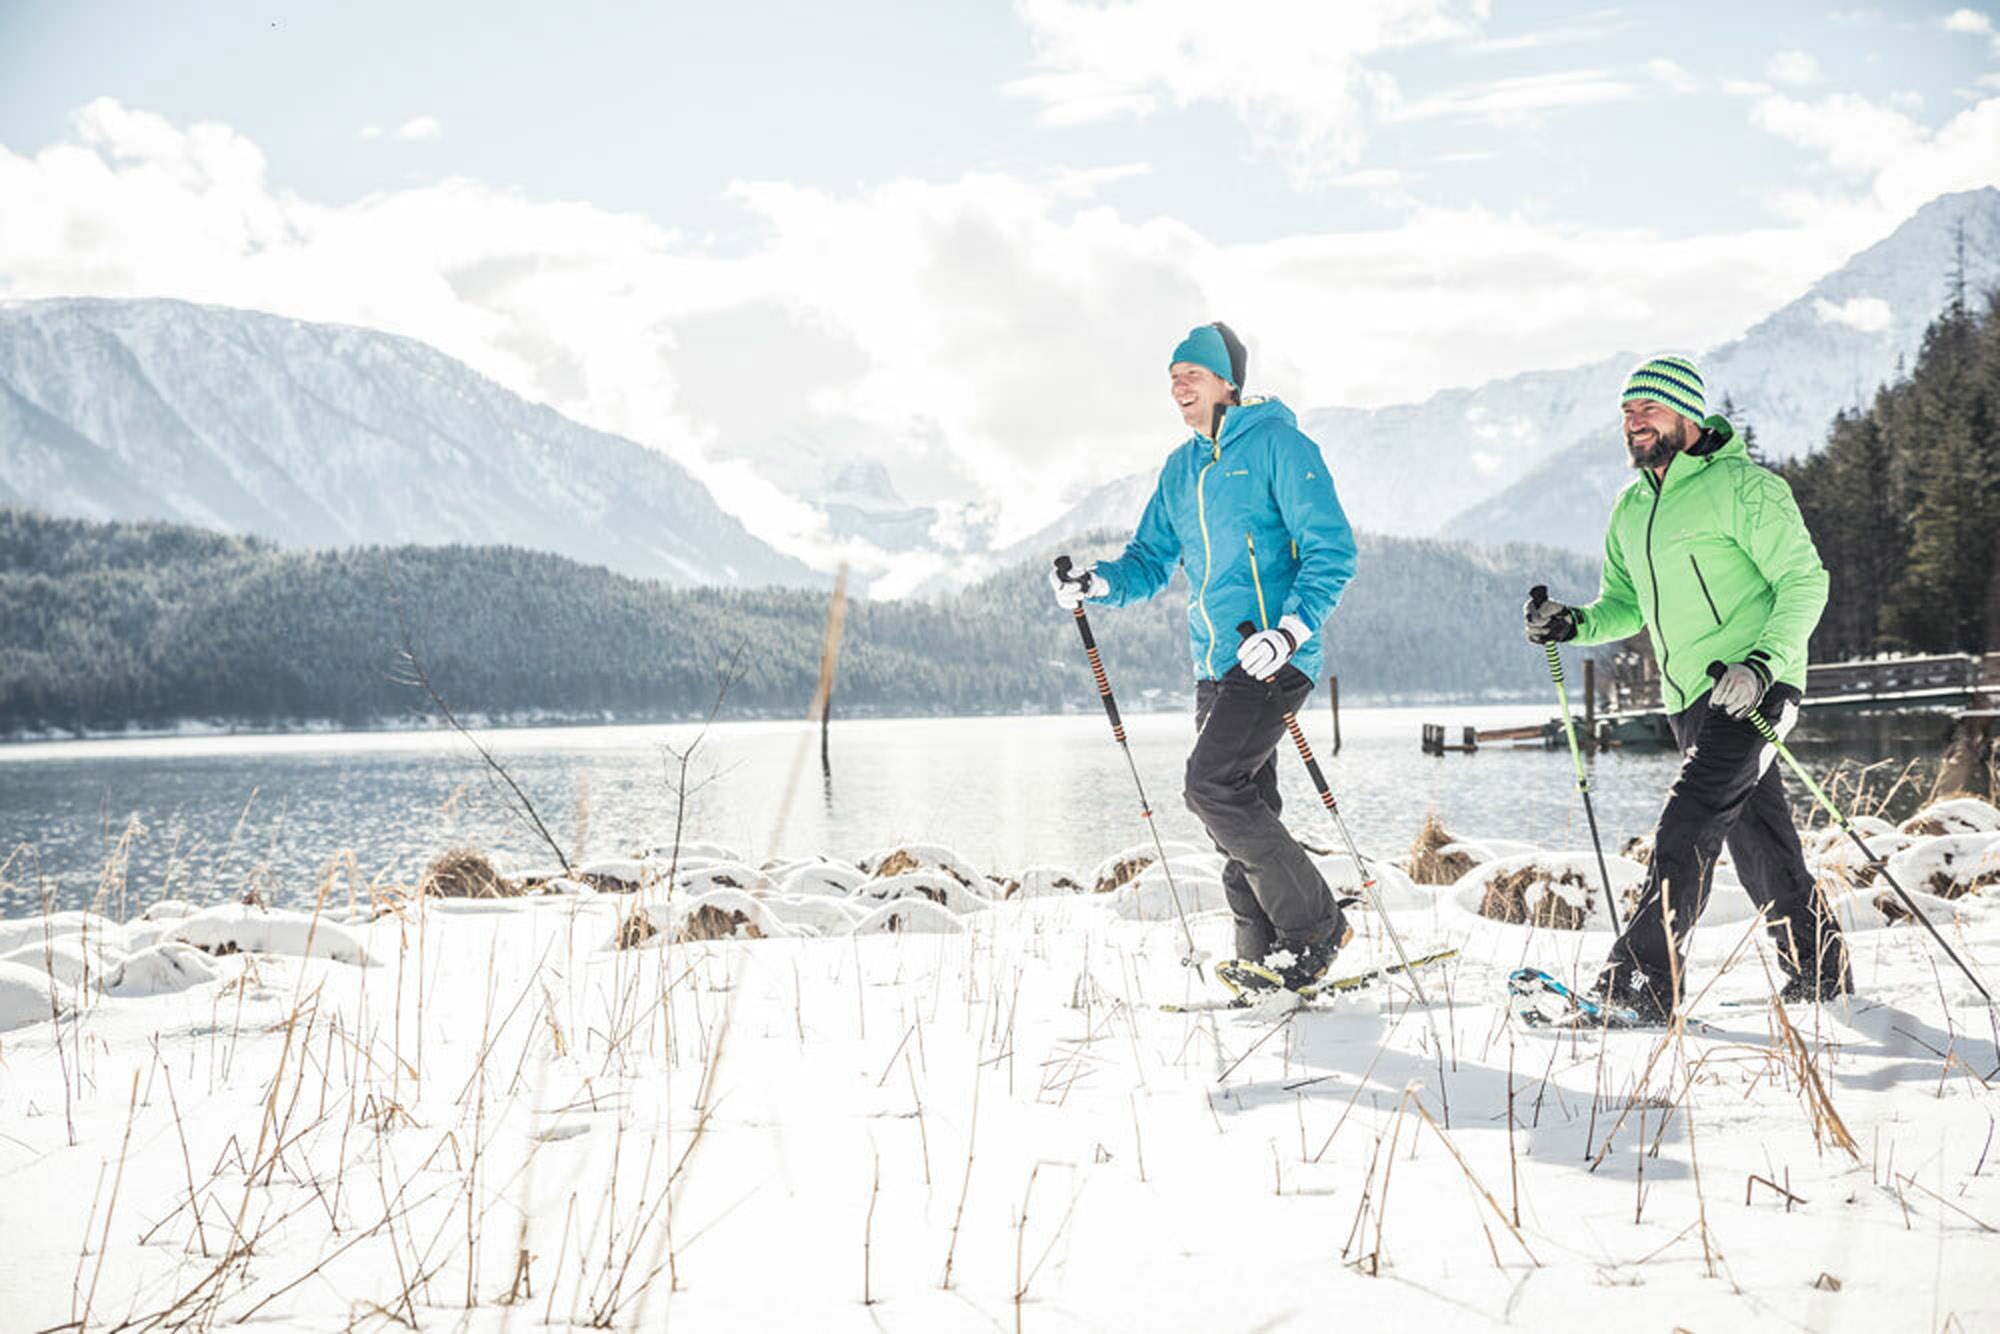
[1779,283,2000,660]
[0,508,1604,734]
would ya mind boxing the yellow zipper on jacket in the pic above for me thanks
[1194,438,1221,676]
[1246,533,1269,630]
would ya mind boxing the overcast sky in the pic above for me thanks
[3,1,1998,556]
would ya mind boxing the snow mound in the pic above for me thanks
[773,861,867,898]
[0,912,127,956]
[855,870,993,915]
[1900,798,2000,836]
[105,943,220,996]
[165,906,374,965]
[1013,866,1086,899]
[1809,829,1914,881]
[0,960,73,1031]
[140,899,198,921]
[1825,881,1966,932]
[1107,864,1228,921]
[673,861,772,895]
[862,844,987,891]
[575,857,656,892]
[1453,852,1646,929]
[1883,834,2000,901]
[1310,854,1426,910]
[626,889,794,945]
[849,898,966,935]
[760,896,866,936]
[0,937,124,991]
[1088,842,1210,894]
[630,840,740,866]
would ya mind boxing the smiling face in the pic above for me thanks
[1170,362,1235,432]
[1622,397,1700,471]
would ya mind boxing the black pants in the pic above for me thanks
[1599,684,1847,1010]
[1189,666,1344,961]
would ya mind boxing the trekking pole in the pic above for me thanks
[1237,623,1443,1030]
[1706,660,1992,1005]
[1055,558,1205,975]
[1529,586,1622,933]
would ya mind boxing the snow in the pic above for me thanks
[1883,833,2000,900]
[1901,797,2000,836]
[1,833,1998,1331]
[0,959,73,1030]
[160,903,375,965]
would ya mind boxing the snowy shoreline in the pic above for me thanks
[2,804,1998,1331]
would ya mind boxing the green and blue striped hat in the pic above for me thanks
[1622,355,1706,422]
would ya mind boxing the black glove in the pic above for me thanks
[1523,588,1578,645]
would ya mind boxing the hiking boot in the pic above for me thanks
[1585,978,1672,1025]
[1266,935,1338,993]
[1779,970,1854,1005]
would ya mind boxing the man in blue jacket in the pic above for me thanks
[1051,323,1359,992]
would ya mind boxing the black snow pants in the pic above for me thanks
[1189,665,1346,962]
[1597,683,1848,1012]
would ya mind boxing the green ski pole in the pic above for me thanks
[1529,586,1621,933]
[1706,660,1991,1006]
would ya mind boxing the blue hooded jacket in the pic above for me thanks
[1093,398,1356,685]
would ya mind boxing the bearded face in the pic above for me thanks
[1623,401,1697,470]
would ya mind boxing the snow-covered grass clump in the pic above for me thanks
[3,829,2000,1331]
[1900,796,2000,836]
[1453,851,1647,928]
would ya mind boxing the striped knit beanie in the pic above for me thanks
[1622,355,1706,423]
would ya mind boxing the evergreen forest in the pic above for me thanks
[1780,286,2000,659]
[0,511,1601,734]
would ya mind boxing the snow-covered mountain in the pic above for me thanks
[1019,188,2000,559]
[0,298,821,587]
[1451,187,2000,550]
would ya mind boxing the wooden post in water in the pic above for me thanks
[1583,657,1597,751]
[1329,674,1342,754]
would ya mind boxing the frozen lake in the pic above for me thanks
[0,703,1901,913]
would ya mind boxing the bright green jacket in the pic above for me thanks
[1572,418,1828,713]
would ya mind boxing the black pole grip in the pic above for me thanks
[1528,584,1548,608]
[1706,660,1726,680]
[1236,620,1256,640]
[1055,555,1073,579]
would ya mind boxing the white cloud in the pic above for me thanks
[2,97,1994,565]
[1005,0,1485,183]
[359,125,384,141]
[1750,89,2000,217]
[1944,7,2000,54]
[1646,59,1701,94]
[1813,295,1894,331]
[393,116,443,141]
[1766,51,1822,86]
[1390,69,1635,123]
[1750,92,1923,175]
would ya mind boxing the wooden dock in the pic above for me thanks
[1426,651,2000,753]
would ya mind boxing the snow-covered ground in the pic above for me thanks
[2,816,1998,1332]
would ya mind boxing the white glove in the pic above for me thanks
[1709,655,1773,718]
[1049,559,1107,608]
[1237,614,1311,677]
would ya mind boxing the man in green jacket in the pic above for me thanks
[1525,355,1848,1019]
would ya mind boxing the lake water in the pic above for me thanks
[0,704,1929,915]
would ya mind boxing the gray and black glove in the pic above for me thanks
[1708,651,1774,718]
[1523,589,1579,645]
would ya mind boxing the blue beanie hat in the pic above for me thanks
[1170,323,1245,388]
